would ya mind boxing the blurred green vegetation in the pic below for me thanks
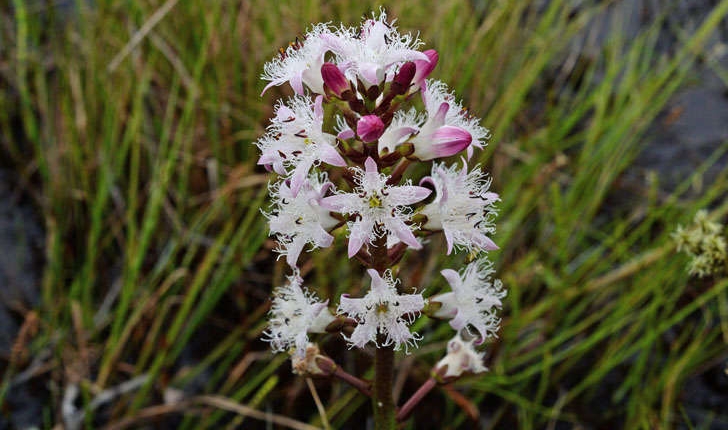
[1,0,728,428]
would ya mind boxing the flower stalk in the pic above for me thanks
[373,343,396,429]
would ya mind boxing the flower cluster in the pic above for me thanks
[673,210,727,277]
[257,11,505,378]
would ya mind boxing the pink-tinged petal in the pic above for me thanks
[379,126,418,154]
[385,217,421,249]
[449,311,468,331]
[348,219,373,257]
[314,95,324,119]
[413,127,472,161]
[318,144,346,167]
[364,157,378,174]
[357,115,385,143]
[338,293,355,312]
[285,237,306,268]
[311,224,334,248]
[289,158,314,196]
[386,185,431,205]
[320,194,358,211]
[319,32,346,52]
[349,323,377,348]
[431,126,472,155]
[397,294,425,314]
[272,161,286,175]
[302,67,325,95]
[366,269,387,292]
[317,181,335,199]
[419,176,434,188]
[483,191,500,204]
[386,322,413,345]
[413,50,439,87]
[431,292,457,318]
[472,234,499,251]
[444,231,455,254]
[257,152,278,166]
[274,104,295,121]
[440,269,461,290]
[321,63,349,97]
[310,300,330,320]
[363,20,388,49]
[359,62,381,86]
[338,128,355,140]
[261,80,280,96]
[433,102,450,124]
[290,73,305,95]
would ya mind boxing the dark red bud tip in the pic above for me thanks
[392,62,416,95]
[321,63,349,97]
[395,62,416,86]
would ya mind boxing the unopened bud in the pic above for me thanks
[391,62,416,95]
[321,63,350,98]
[357,115,385,143]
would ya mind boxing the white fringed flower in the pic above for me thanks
[321,157,431,257]
[334,10,430,87]
[256,95,346,195]
[435,333,488,378]
[430,259,505,343]
[421,162,499,254]
[264,275,336,356]
[261,23,341,95]
[338,269,424,351]
[266,173,338,268]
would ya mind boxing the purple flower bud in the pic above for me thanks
[357,115,385,143]
[391,62,417,95]
[321,63,350,98]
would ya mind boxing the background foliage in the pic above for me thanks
[1,0,727,428]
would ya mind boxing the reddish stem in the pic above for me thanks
[395,377,437,422]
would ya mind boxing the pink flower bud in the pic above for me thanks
[321,63,350,98]
[391,62,416,95]
[356,115,385,143]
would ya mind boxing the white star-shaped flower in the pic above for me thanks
[261,23,342,95]
[430,259,505,344]
[421,162,499,254]
[334,10,430,87]
[264,274,335,356]
[266,173,339,268]
[256,95,346,196]
[321,157,431,257]
[338,269,424,351]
